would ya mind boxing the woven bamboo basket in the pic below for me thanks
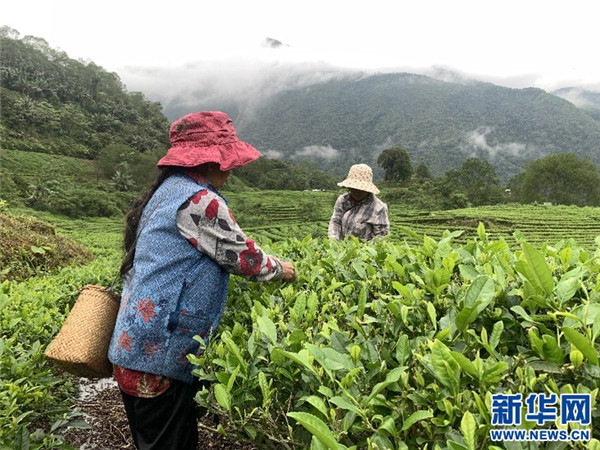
[45,285,120,378]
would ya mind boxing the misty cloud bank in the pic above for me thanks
[291,144,340,160]
[464,127,527,157]
[120,59,360,122]
[117,43,598,129]
[554,88,600,110]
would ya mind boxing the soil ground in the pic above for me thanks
[61,378,255,449]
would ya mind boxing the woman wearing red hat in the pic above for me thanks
[108,111,297,449]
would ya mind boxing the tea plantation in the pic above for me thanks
[2,196,600,449]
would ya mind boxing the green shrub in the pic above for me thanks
[192,229,600,448]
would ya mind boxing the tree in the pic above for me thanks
[442,157,503,206]
[516,153,600,206]
[415,162,432,179]
[112,169,135,192]
[377,147,413,182]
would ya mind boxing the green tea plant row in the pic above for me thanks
[245,222,330,243]
[386,205,600,251]
[3,202,600,448]
[0,255,121,448]
[0,212,122,449]
[226,190,600,252]
[192,228,600,449]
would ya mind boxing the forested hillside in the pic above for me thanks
[554,87,600,121]
[238,73,600,180]
[0,29,340,214]
[3,27,599,186]
[0,27,171,158]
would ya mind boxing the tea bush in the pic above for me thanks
[192,227,600,449]
[3,204,600,449]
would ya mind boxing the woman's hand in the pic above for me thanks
[277,260,297,282]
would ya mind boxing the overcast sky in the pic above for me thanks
[3,0,599,98]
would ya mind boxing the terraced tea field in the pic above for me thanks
[387,204,600,249]
[17,190,600,252]
[227,191,600,250]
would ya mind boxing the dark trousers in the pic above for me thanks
[120,379,199,450]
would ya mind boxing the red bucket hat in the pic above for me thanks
[157,111,261,171]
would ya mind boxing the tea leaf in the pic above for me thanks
[460,411,476,450]
[477,222,487,241]
[426,301,437,330]
[258,372,270,409]
[227,365,240,392]
[431,340,460,394]
[464,275,494,310]
[520,242,554,296]
[293,292,307,323]
[400,409,433,431]
[393,335,410,366]
[541,334,564,365]
[489,321,504,351]
[302,395,329,418]
[562,327,599,365]
[357,285,367,319]
[447,441,469,450]
[392,281,411,298]
[365,366,405,404]
[214,384,231,411]
[329,396,361,416]
[481,361,508,383]
[594,313,600,342]
[222,333,248,375]
[455,302,480,332]
[322,282,345,301]
[287,411,342,450]
[257,315,278,344]
[30,245,46,254]
[451,351,478,378]
[570,349,584,369]
[307,344,354,372]
[511,305,536,324]
[306,292,318,321]
[556,276,580,304]
[271,348,320,377]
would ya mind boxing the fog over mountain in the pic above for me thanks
[3,24,598,188]
[123,61,599,182]
[553,88,600,121]
[120,59,358,123]
[121,58,599,125]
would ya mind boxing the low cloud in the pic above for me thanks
[119,59,357,122]
[262,149,284,159]
[465,127,526,157]
[292,144,340,160]
[554,87,598,109]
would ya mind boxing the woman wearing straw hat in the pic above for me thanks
[108,111,297,449]
[328,163,390,241]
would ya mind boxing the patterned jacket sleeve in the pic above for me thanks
[176,189,283,281]
[328,195,345,240]
[371,201,390,238]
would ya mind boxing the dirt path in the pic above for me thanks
[61,378,255,449]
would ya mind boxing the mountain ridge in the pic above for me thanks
[2,28,598,184]
[229,73,600,180]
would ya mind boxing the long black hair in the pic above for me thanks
[119,167,179,277]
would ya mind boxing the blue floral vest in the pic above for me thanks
[108,173,230,383]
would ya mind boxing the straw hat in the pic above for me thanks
[337,164,380,195]
[157,111,260,171]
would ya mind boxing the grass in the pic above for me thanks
[0,211,94,282]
